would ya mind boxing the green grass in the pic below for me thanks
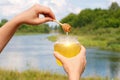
[0,69,67,80]
[0,69,119,80]
[47,35,58,42]
[15,32,42,35]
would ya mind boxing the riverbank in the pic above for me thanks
[0,69,118,80]
[47,34,120,52]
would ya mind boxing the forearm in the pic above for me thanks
[0,17,22,53]
[0,4,55,53]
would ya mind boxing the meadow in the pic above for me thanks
[0,69,119,80]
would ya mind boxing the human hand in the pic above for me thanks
[54,45,86,80]
[15,4,55,25]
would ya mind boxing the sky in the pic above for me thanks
[0,0,120,22]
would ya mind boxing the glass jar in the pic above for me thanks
[54,36,81,66]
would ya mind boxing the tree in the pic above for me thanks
[1,19,8,23]
[60,13,77,27]
[0,19,8,27]
[109,2,120,11]
[74,9,94,27]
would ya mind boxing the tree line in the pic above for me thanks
[60,2,120,31]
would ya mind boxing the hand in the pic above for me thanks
[0,4,55,53]
[54,45,86,80]
[15,4,55,25]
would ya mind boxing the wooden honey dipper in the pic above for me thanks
[54,20,71,32]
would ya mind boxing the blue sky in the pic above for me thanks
[0,0,120,21]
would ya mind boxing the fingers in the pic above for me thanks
[34,17,52,24]
[43,10,55,20]
[35,4,55,20]
[54,51,66,63]
[78,45,87,66]
[80,45,86,56]
[77,45,86,57]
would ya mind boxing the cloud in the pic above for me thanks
[0,0,81,20]
[1,0,120,21]
[0,0,40,19]
[42,0,81,20]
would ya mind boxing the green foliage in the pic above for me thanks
[75,9,95,27]
[0,69,68,80]
[0,69,119,80]
[17,24,50,34]
[0,19,8,27]
[47,36,57,42]
[109,2,120,11]
[60,2,120,29]
[61,13,77,27]
[1,19,8,23]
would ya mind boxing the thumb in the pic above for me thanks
[54,51,66,63]
[80,45,86,56]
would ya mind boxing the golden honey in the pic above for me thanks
[54,36,81,66]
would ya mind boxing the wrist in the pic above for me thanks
[12,15,25,25]
[68,72,80,80]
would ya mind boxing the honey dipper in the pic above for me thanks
[54,20,71,32]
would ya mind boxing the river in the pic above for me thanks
[0,34,120,79]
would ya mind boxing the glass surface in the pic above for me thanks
[54,36,81,66]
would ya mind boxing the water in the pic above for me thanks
[0,34,120,78]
